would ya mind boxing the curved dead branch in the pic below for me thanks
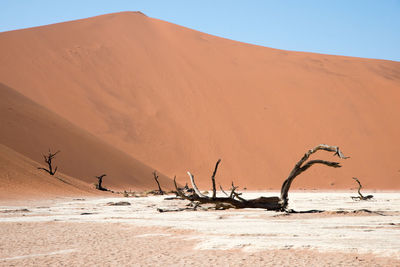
[187,171,209,199]
[173,144,348,211]
[351,177,373,200]
[280,144,348,209]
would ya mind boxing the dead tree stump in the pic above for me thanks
[95,174,107,191]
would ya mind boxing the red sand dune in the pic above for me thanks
[0,11,399,191]
[0,143,104,200]
[0,83,172,193]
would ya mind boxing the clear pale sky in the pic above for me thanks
[1,0,399,61]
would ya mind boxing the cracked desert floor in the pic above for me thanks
[0,192,399,266]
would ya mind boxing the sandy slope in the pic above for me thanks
[0,144,104,200]
[0,83,172,193]
[0,11,399,189]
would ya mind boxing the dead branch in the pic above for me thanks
[219,184,228,196]
[95,174,107,191]
[153,171,165,195]
[351,177,373,200]
[175,166,281,210]
[173,176,188,199]
[172,144,349,211]
[280,144,348,209]
[211,159,221,199]
[229,182,239,199]
[187,172,209,198]
[37,149,60,175]
[158,202,201,212]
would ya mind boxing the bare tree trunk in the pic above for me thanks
[153,171,164,195]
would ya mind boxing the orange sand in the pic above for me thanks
[0,144,105,200]
[0,83,172,195]
[0,11,399,193]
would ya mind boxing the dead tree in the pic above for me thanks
[351,177,373,200]
[174,144,349,211]
[153,171,165,195]
[37,149,60,175]
[95,174,107,191]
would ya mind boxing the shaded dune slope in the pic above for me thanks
[0,83,172,192]
[0,12,399,189]
[0,144,104,200]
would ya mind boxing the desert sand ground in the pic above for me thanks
[0,192,399,266]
